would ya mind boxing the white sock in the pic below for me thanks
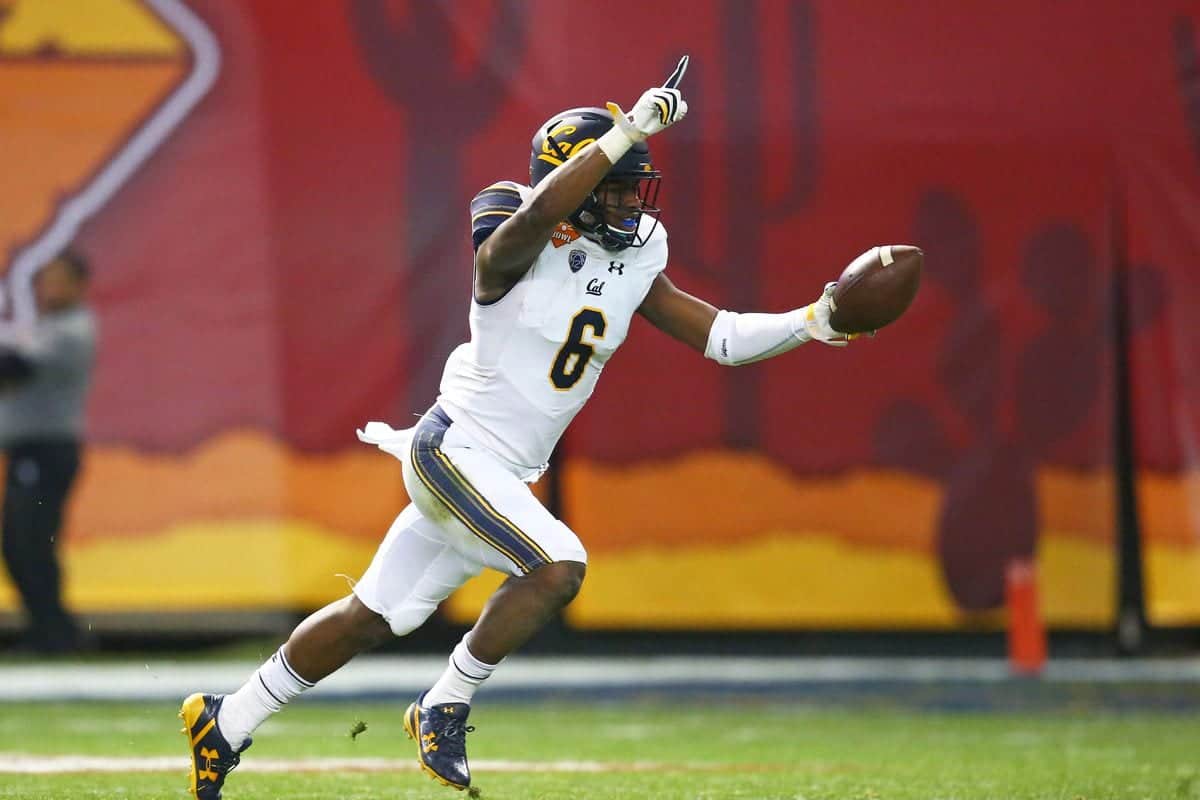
[424,634,499,706]
[217,646,314,749]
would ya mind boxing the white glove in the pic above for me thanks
[606,55,689,141]
[796,283,853,347]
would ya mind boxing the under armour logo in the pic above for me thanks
[198,747,219,782]
[586,278,605,296]
[608,261,624,274]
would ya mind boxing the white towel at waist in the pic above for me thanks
[355,421,415,459]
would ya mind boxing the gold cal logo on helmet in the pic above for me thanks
[537,123,597,167]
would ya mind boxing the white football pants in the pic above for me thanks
[352,405,587,636]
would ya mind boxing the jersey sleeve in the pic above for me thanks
[639,219,669,277]
[630,220,669,310]
[469,181,525,250]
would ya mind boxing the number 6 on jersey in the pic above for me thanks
[550,308,607,390]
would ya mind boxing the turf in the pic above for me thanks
[0,699,1196,799]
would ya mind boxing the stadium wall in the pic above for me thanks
[1,0,1198,631]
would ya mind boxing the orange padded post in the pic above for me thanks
[1006,558,1047,675]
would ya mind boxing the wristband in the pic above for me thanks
[596,126,635,164]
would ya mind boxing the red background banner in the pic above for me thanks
[3,0,1198,628]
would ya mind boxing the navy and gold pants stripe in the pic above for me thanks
[409,407,552,574]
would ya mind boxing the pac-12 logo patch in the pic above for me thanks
[568,249,587,273]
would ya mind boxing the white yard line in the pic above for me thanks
[0,755,745,774]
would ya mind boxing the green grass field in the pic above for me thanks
[0,699,1195,799]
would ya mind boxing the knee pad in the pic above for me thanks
[384,596,440,637]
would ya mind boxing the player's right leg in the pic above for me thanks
[179,600,381,800]
[180,503,481,799]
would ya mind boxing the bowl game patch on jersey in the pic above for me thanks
[550,223,581,248]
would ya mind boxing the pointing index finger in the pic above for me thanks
[663,55,689,89]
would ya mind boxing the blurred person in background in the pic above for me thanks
[0,249,97,655]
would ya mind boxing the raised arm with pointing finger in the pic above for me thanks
[474,56,690,303]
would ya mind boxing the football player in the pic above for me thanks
[181,56,849,797]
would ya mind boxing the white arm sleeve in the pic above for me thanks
[704,309,813,366]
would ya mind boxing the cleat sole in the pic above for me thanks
[403,703,418,741]
[179,694,207,800]
[417,758,468,791]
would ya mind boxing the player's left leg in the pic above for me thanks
[455,559,585,664]
[400,560,586,789]
[401,408,589,790]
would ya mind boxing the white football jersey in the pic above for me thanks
[437,182,668,472]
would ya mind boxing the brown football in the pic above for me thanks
[828,245,923,334]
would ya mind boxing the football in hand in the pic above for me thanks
[828,245,923,334]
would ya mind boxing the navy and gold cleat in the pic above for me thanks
[179,693,251,799]
[403,691,474,790]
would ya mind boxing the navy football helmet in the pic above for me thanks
[529,107,662,251]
